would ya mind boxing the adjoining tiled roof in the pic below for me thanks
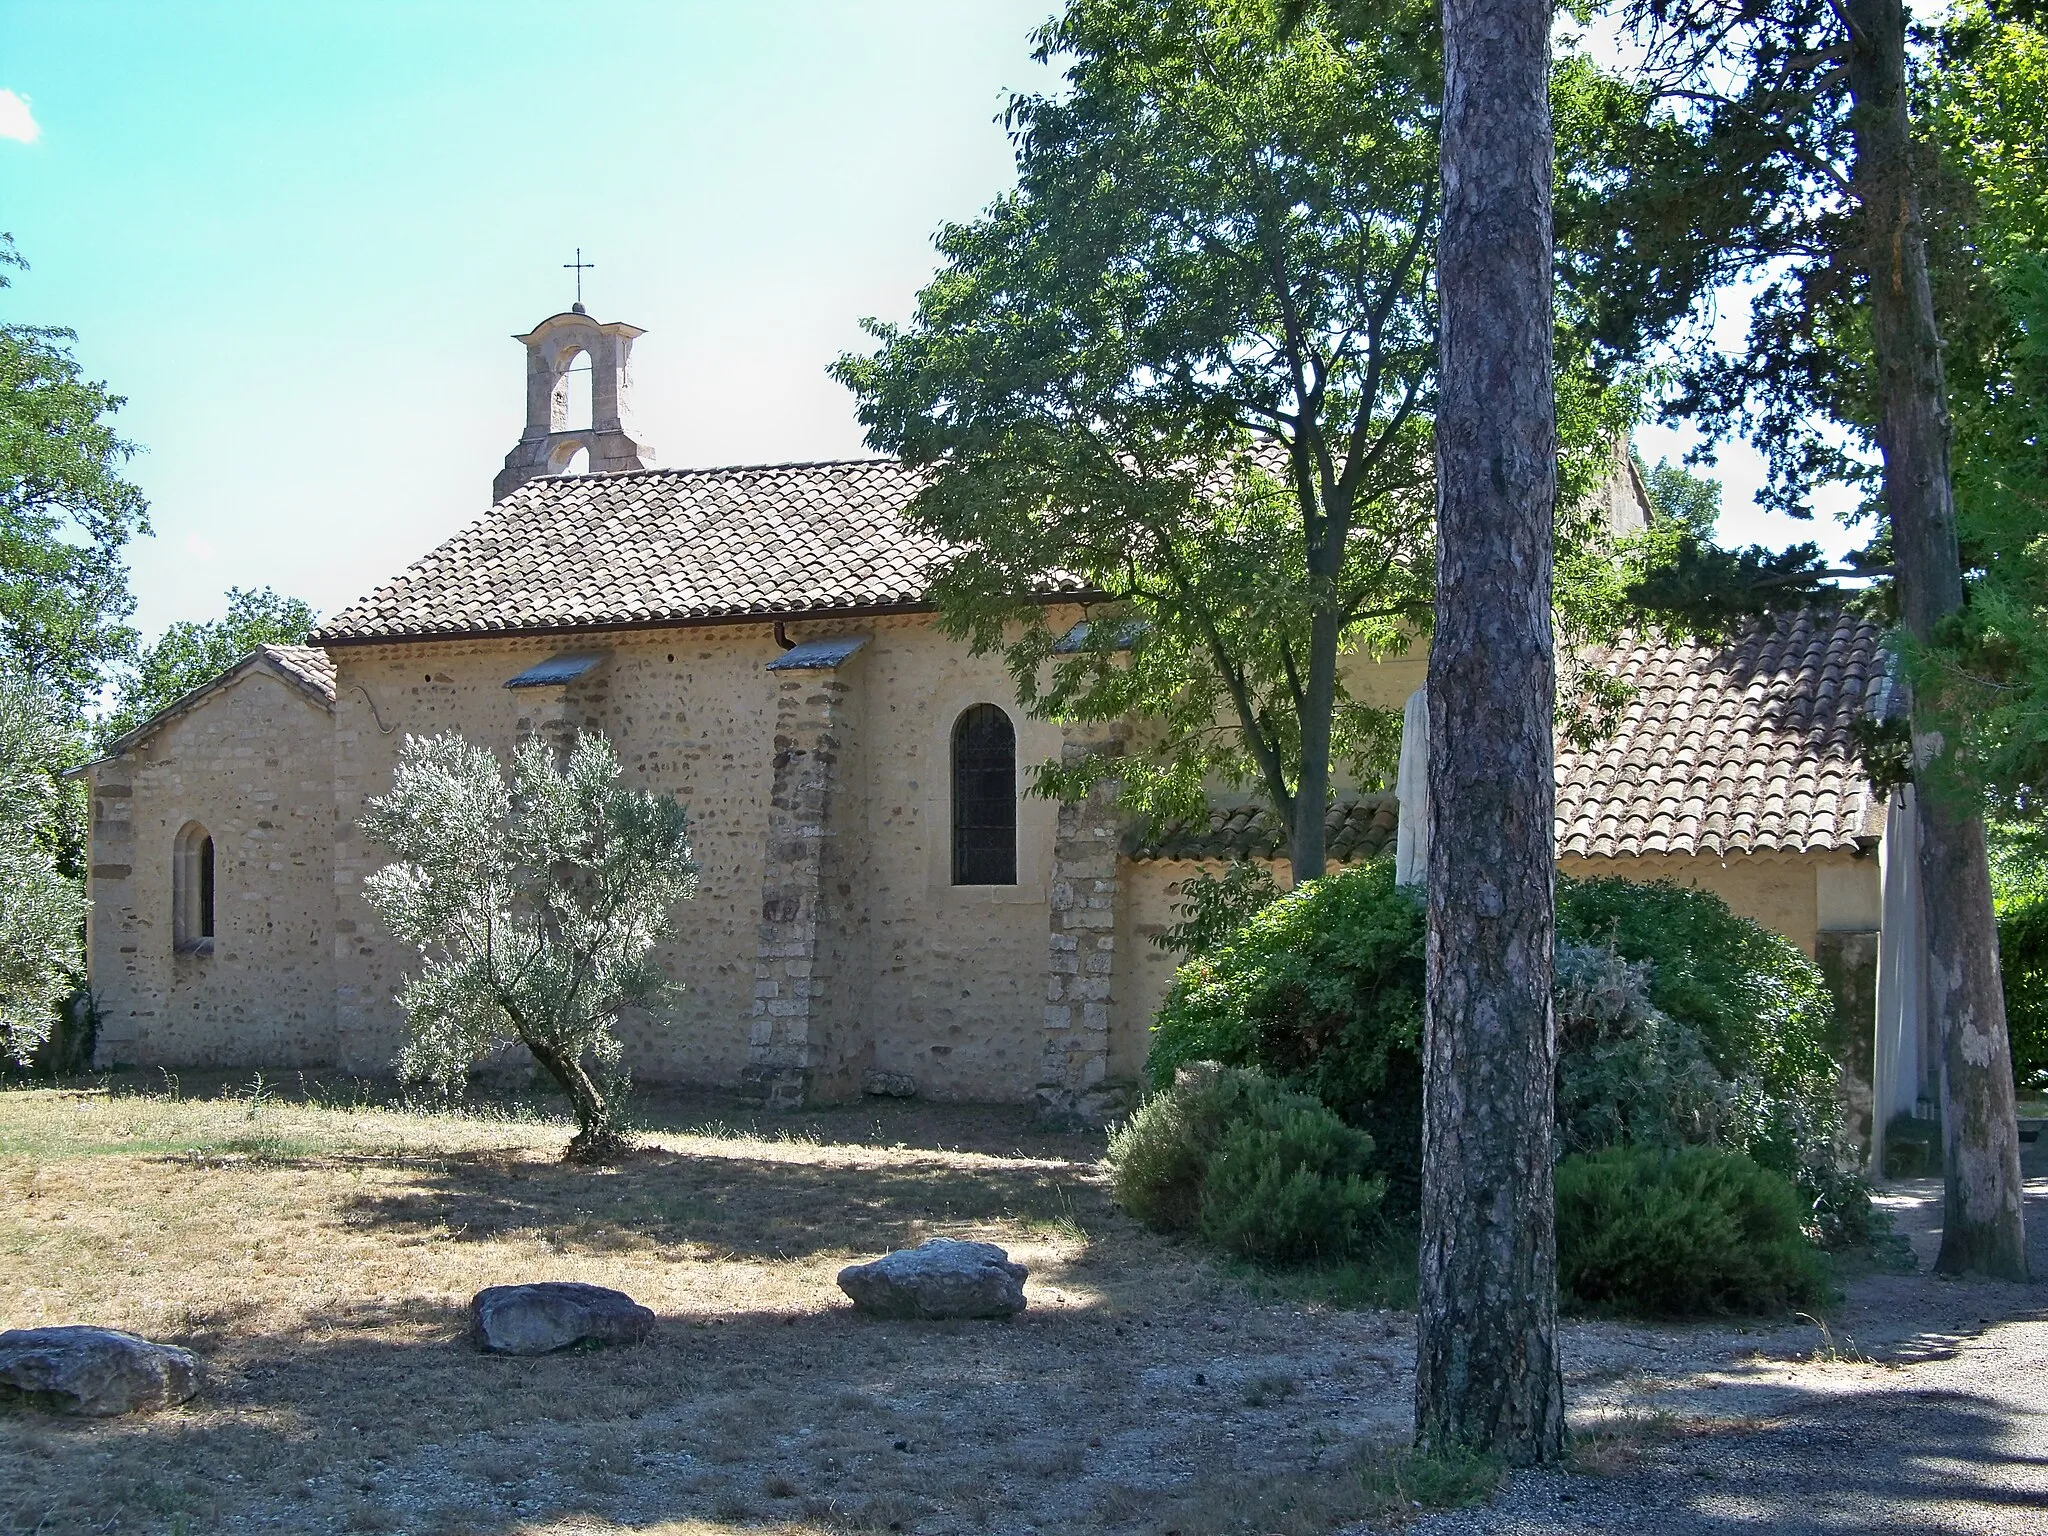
[314,459,1090,643]
[71,643,337,775]
[1132,611,1885,864]
[258,643,336,703]
[1557,609,1886,858]
[1128,794,1400,863]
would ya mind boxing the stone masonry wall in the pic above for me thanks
[325,613,1081,1096]
[86,668,336,1068]
[743,654,871,1106]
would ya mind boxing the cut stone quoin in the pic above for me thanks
[0,1326,201,1416]
[469,1282,657,1356]
[837,1238,1029,1320]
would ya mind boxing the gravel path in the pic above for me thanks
[1400,1174,2048,1536]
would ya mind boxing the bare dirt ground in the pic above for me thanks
[1400,1172,2048,1536]
[3,1075,2044,1536]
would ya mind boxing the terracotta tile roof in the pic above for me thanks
[314,459,1090,643]
[1128,794,1401,863]
[1557,610,1886,859]
[259,644,336,703]
[1132,611,1885,864]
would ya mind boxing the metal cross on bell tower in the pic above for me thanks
[564,248,595,314]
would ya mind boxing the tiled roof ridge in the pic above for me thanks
[499,454,908,489]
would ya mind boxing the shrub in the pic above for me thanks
[1556,875,1838,1118]
[1989,823,2048,1094]
[1150,862,1867,1242]
[1150,863,1426,1209]
[1998,898,2048,1093]
[1552,941,1732,1154]
[1555,1145,1829,1317]
[1109,1064,1384,1263]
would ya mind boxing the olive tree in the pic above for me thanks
[0,680,86,1067]
[361,730,696,1161]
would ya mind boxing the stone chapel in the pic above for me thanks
[74,304,1939,1141]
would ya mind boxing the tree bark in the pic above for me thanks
[1292,605,1341,882]
[1842,0,2027,1279]
[1415,0,1565,1465]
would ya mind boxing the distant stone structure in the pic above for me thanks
[73,303,1900,1133]
[492,307,655,501]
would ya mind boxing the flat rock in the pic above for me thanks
[469,1283,656,1356]
[0,1326,200,1416]
[837,1238,1029,1320]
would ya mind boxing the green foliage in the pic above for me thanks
[1641,457,1721,538]
[833,0,1648,874]
[1989,825,2048,1091]
[1155,861,1283,958]
[1107,1063,1384,1263]
[0,236,149,714]
[1555,874,1863,1242]
[1552,941,1732,1155]
[360,731,696,1159]
[1150,863,1866,1240]
[0,681,87,1066]
[100,587,316,746]
[1150,862,1426,1207]
[1554,1146,1829,1318]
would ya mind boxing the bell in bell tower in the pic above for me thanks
[492,257,656,501]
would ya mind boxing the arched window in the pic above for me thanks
[952,704,1017,886]
[173,822,214,955]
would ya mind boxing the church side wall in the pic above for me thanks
[329,633,778,1084]
[847,614,1071,1103]
[85,670,336,1068]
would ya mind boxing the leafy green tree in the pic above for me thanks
[0,237,149,713]
[835,0,1644,883]
[100,586,317,745]
[1907,13,2048,822]
[0,680,87,1066]
[1567,0,2029,1279]
[360,731,696,1162]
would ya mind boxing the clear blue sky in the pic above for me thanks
[1,1,1849,643]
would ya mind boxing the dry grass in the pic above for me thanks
[1,1075,1429,1536]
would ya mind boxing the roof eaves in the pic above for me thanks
[65,648,336,777]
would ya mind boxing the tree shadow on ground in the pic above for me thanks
[301,1138,1110,1266]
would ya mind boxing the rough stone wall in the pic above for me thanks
[325,613,1080,1097]
[84,668,335,1068]
[743,654,872,1106]
[850,614,1071,1102]
[1037,731,1127,1121]
[330,633,775,1082]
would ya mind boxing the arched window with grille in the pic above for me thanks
[952,704,1017,886]
[173,821,215,954]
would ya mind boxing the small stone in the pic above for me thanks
[837,1238,1028,1320]
[0,1326,200,1417]
[860,1070,918,1099]
[469,1282,655,1356]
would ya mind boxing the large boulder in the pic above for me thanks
[0,1326,200,1416]
[469,1282,656,1356]
[837,1238,1029,1320]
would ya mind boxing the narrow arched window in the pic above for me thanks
[952,704,1017,886]
[173,822,215,954]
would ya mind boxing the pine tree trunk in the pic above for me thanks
[1414,0,1565,1464]
[1842,0,2027,1279]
